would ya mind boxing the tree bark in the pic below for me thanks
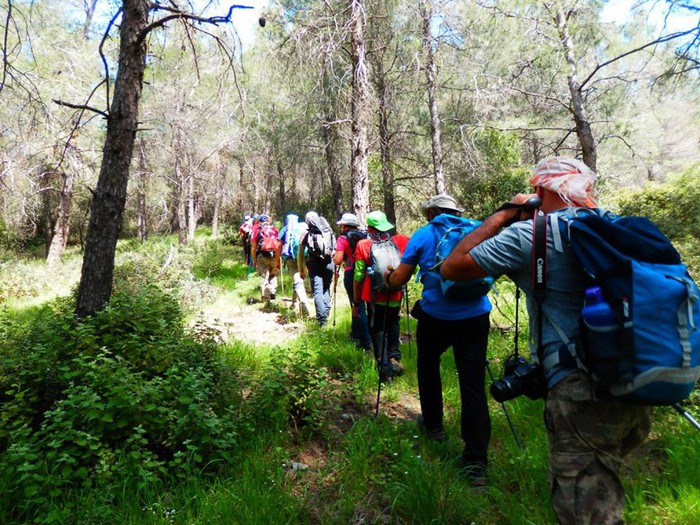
[349,0,371,225]
[554,5,597,172]
[76,0,149,317]
[421,0,445,195]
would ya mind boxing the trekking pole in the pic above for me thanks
[672,403,700,432]
[403,285,412,358]
[279,259,285,298]
[332,266,339,327]
[375,294,391,418]
[486,359,523,449]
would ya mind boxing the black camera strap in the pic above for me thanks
[532,210,548,365]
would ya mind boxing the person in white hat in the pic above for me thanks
[333,213,371,351]
[384,193,492,487]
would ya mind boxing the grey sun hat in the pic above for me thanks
[337,213,359,227]
[419,194,464,218]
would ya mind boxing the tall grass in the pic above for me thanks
[0,232,698,524]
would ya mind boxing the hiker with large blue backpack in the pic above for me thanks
[278,213,311,317]
[385,193,493,487]
[442,157,699,524]
[332,213,372,351]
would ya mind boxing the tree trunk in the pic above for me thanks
[376,67,396,225]
[554,6,597,172]
[349,0,371,225]
[253,159,260,213]
[211,189,220,238]
[321,114,344,216]
[174,151,188,245]
[40,169,54,257]
[75,0,149,318]
[136,137,148,242]
[238,160,245,212]
[187,170,196,241]
[277,157,286,211]
[46,171,74,267]
[421,0,445,195]
[82,0,99,39]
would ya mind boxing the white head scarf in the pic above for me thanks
[529,157,598,208]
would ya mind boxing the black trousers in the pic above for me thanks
[414,303,491,466]
[368,302,401,365]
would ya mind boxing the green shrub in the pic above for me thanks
[0,288,240,523]
[612,164,700,274]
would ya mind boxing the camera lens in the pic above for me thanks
[490,376,521,403]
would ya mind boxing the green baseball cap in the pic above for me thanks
[366,211,394,232]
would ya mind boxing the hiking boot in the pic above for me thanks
[299,302,310,317]
[270,293,276,300]
[389,358,404,376]
[455,456,487,488]
[416,415,446,441]
[380,363,394,383]
[379,370,393,384]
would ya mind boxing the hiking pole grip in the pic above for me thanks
[673,403,700,432]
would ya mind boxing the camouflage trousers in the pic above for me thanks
[545,371,652,525]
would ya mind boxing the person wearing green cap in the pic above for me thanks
[353,211,409,381]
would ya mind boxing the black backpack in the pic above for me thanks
[306,216,336,259]
[344,229,369,255]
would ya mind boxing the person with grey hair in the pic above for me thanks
[441,157,652,522]
[385,194,492,487]
[333,213,371,350]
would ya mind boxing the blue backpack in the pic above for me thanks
[281,215,299,259]
[421,214,494,300]
[550,209,700,405]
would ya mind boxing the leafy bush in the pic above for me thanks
[453,129,531,220]
[244,345,342,438]
[0,288,240,523]
[113,240,218,313]
[612,164,700,273]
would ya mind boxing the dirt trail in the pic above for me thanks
[193,293,306,347]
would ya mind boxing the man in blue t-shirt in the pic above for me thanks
[385,194,492,486]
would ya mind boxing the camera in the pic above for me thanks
[490,355,547,403]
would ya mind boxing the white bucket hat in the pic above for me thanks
[337,213,359,227]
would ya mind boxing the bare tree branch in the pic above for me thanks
[138,4,253,45]
[580,25,700,89]
[52,98,109,119]
[1,0,11,94]
[99,8,123,113]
